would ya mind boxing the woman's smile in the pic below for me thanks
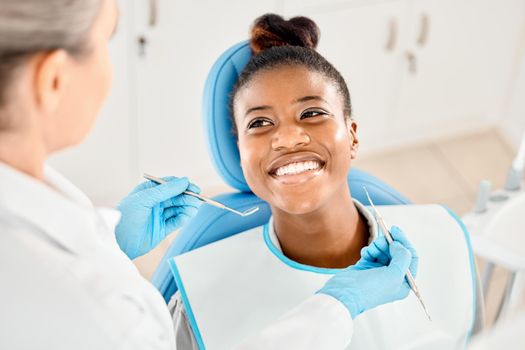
[267,151,326,185]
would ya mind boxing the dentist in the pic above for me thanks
[0,0,417,349]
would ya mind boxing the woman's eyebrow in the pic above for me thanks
[244,105,272,118]
[293,95,328,104]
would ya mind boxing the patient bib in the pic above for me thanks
[170,205,476,350]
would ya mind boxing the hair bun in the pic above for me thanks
[250,14,320,55]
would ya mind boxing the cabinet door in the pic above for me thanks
[394,0,524,141]
[283,1,408,153]
[132,0,279,191]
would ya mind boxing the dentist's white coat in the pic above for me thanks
[0,162,353,349]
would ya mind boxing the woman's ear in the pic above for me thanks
[347,118,359,159]
[34,49,70,116]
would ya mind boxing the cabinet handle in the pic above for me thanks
[417,13,429,47]
[385,18,397,52]
[405,51,417,74]
[149,0,158,27]
[138,35,148,57]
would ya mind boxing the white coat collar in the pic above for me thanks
[0,162,117,256]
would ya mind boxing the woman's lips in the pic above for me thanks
[267,152,327,185]
[273,160,322,176]
[267,152,325,174]
[269,160,326,185]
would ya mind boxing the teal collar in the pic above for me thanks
[263,199,379,274]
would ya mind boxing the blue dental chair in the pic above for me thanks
[151,41,410,302]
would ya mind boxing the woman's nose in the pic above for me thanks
[271,125,311,151]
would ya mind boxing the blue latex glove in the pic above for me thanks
[318,226,419,319]
[115,176,202,259]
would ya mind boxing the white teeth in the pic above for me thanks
[275,161,321,176]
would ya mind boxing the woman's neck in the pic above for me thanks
[272,187,369,268]
[0,128,46,180]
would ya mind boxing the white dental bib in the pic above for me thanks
[170,204,476,350]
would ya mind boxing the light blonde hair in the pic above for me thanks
[0,0,102,128]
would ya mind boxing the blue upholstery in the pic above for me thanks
[151,41,410,302]
[203,41,252,192]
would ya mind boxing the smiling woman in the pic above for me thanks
[231,14,365,268]
[234,67,366,267]
[169,13,481,350]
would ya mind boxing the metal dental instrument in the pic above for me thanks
[363,187,432,321]
[143,174,259,217]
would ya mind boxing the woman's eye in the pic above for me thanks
[247,118,273,129]
[301,110,328,119]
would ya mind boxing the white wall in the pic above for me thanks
[498,1,525,150]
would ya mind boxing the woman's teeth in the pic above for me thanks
[274,161,321,176]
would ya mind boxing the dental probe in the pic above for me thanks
[363,187,432,321]
[143,174,259,217]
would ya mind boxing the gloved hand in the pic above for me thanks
[115,176,202,259]
[318,226,419,319]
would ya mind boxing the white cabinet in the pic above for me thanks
[394,0,491,140]
[283,0,523,153]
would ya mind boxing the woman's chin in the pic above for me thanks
[273,198,323,216]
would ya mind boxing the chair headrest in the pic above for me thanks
[203,41,252,192]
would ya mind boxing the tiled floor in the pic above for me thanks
[134,128,521,327]
[353,128,515,215]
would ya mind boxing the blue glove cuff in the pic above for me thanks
[316,288,361,319]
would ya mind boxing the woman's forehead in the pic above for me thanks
[236,66,340,106]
